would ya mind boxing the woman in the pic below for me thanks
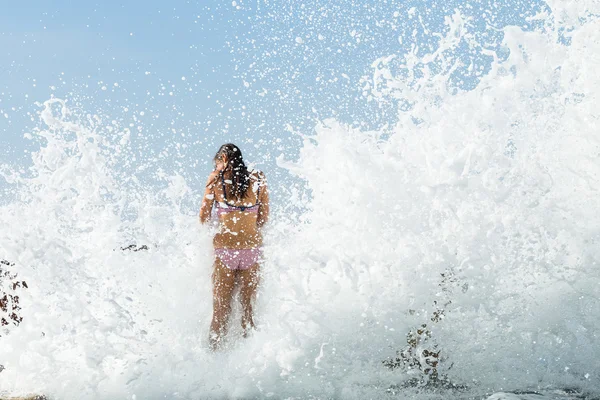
[199,143,269,350]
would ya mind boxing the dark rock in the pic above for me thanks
[0,260,27,335]
[120,244,149,252]
[0,396,48,400]
[387,376,469,395]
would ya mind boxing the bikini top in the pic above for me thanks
[215,172,261,217]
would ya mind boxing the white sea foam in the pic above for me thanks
[1,2,600,399]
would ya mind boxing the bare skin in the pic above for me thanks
[210,257,260,346]
[199,155,269,350]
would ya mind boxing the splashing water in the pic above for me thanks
[1,1,600,399]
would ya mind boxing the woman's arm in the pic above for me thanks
[256,172,269,228]
[199,171,218,224]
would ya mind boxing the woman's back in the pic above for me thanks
[211,170,268,249]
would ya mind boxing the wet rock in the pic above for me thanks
[387,376,469,395]
[120,244,149,252]
[486,388,598,400]
[384,267,464,381]
[0,396,48,400]
[0,260,27,335]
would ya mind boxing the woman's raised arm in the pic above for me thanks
[199,171,218,224]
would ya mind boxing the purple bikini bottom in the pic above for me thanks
[214,248,262,270]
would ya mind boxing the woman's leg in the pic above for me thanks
[238,262,260,336]
[209,257,236,350]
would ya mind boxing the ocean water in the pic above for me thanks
[1,0,600,399]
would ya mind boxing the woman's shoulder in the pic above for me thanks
[248,169,267,191]
[249,168,267,181]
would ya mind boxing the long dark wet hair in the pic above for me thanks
[214,143,251,200]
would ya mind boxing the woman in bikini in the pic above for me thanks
[199,143,269,350]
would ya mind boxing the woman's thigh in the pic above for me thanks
[212,257,237,303]
[238,263,260,298]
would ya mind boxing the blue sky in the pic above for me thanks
[0,0,546,205]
